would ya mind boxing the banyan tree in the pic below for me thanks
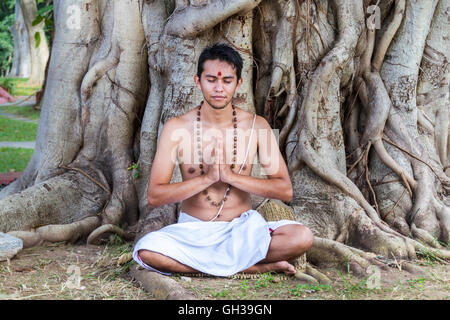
[1,0,449,284]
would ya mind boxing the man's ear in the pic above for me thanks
[194,74,201,90]
[236,77,243,91]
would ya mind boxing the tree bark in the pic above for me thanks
[19,0,49,86]
[9,0,31,78]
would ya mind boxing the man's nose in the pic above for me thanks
[214,81,224,92]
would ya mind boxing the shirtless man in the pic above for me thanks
[133,43,314,276]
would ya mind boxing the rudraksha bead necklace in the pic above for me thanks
[196,104,237,207]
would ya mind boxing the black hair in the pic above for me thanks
[197,43,243,81]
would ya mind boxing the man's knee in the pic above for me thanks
[138,250,170,270]
[290,225,314,256]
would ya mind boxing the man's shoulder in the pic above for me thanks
[252,113,271,131]
[234,107,267,128]
[163,112,193,131]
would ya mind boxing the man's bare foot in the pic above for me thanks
[242,260,296,275]
[270,261,296,275]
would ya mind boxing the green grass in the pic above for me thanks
[416,240,448,265]
[0,116,37,141]
[289,283,331,297]
[0,147,33,173]
[0,105,40,120]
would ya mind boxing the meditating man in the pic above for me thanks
[133,43,314,276]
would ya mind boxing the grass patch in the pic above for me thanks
[0,242,152,300]
[213,289,230,298]
[334,270,383,299]
[0,77,41,96]
[407,277,430,290]
[289,283,331,297]
[416,241,448,265]
[0,147,33,173]
[0,105,40,120]
[0,116,37,141]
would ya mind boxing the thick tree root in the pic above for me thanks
[411,223,443,249]
[293,271,319,284]
[7,216,100,248]
[307,237,375,277]
[304,265,332,285]
[0,172,108,233]
[306,236,432,278]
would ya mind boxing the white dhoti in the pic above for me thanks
[132,209,302,277]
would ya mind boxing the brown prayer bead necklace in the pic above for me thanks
[196,104,237,207]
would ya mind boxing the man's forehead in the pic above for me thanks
[203,59,236,76]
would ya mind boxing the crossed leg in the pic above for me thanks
[241,224,314,275]
[138,224,314,275]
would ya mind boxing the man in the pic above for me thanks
[133,43,314,276]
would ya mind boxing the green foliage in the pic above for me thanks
[0,0,15,76]
[33,0,53,47]
[127,162,140,179]
[0,0,53,75]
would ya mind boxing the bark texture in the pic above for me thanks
[1,0,449,281]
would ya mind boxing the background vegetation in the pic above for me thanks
[0,0,15,76]
[0,0,52,77]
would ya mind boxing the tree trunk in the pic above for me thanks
[19,0,49,86]
[1,0,449,279]
[9,0,31,78]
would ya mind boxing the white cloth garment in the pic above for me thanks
[133,209,302,277]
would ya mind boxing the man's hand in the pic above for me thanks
[203,137,235,185]
[203,137,220,184]
[216,137,235,184]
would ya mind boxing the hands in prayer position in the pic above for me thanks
[204,137,235,185]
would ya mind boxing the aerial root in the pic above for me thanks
[411,223,443,249]
[307,237,376,277]
[7,216,101,248]
[293,271,319,284]
[304,236,434,279]
[400,261,427,275]
[372,138,415,196]
[87,223,135,245]
[371,0,406,72]
[304,264,332,285]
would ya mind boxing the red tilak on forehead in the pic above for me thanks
[217,71,222,77]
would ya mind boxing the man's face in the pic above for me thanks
[194,59,242,110]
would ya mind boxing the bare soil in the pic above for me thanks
[0,241,448,300]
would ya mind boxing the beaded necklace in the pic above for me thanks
[196,104,237,207]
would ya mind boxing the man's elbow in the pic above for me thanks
[283,184,293,203]
[285,188,293,203]
[147,193,160,209]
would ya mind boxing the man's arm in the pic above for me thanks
[147,118,215,209]
[221,116,293,202]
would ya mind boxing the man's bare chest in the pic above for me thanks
[176,125,257,178]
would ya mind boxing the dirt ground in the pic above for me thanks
[0,240,448,300]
